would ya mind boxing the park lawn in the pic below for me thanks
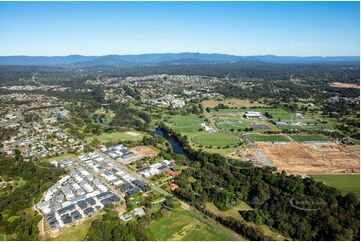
[146,209,239,241]
[202,98,267,109]
[246,134,290,142]
[168,115,204,134]
[205,202,288,241]
[290,134,329,142]
[89,131,145,144]
[191,132,239,147]
[311,174,360,199]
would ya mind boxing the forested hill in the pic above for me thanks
[0,53,359,67]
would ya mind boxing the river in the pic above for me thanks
[151,128,190,158]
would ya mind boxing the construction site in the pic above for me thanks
[229,142,360,175]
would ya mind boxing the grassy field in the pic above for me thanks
[191,132,239,147]
[246,134,290,142]
[202,98,267,108]
[216,121,249,131]
[290,134,329,142]
[311,174,360,199]
[205,202,287,240]
[46,214,102,241]
[168,115,204,134]
[146,209,239,241]
[88,131,145,144]
[44,153,78,162]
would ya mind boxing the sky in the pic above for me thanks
[0,1,359,56]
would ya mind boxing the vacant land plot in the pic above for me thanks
[261,142,360,174]
[168,115,204,134]
[311,174,360,199]
[146,209,237,241]
[130,146,160,158]
[90,131,144,143]
[290,134,329,142]
[203,98,267,108]
[246,134,290,142]
[191,132,239,147]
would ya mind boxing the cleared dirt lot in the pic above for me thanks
[130,146,159,158]
[330,82,360,89]
[260,142,360,174]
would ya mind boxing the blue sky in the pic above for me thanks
[0,1,359,56]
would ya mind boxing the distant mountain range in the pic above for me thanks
[0,53,359,67]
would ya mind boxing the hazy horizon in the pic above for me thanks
[0,52,360,58]
[0,1,359,56]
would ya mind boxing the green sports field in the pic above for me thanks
[311,174,360,199]
[168,115,204,134]
[290,134,329,142]
[246,134,290,142]
[216,120,249,130]
[146,209,238,241]
[191,132,239,146]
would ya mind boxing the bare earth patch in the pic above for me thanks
[230,142,359,175]
[330,82,360,89]
[180,201,191,210]
[130,146,159,158]
[261,142,360,174]
[125,131,141,136]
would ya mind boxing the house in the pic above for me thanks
[164,169,178,177]
[83,207,94,216]
[133,207,145,217]
[201,123,216,132]
[169,183,179,191]
[244,111,262,119]
[294,113,304,119]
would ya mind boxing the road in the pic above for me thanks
[95,150,170,197]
